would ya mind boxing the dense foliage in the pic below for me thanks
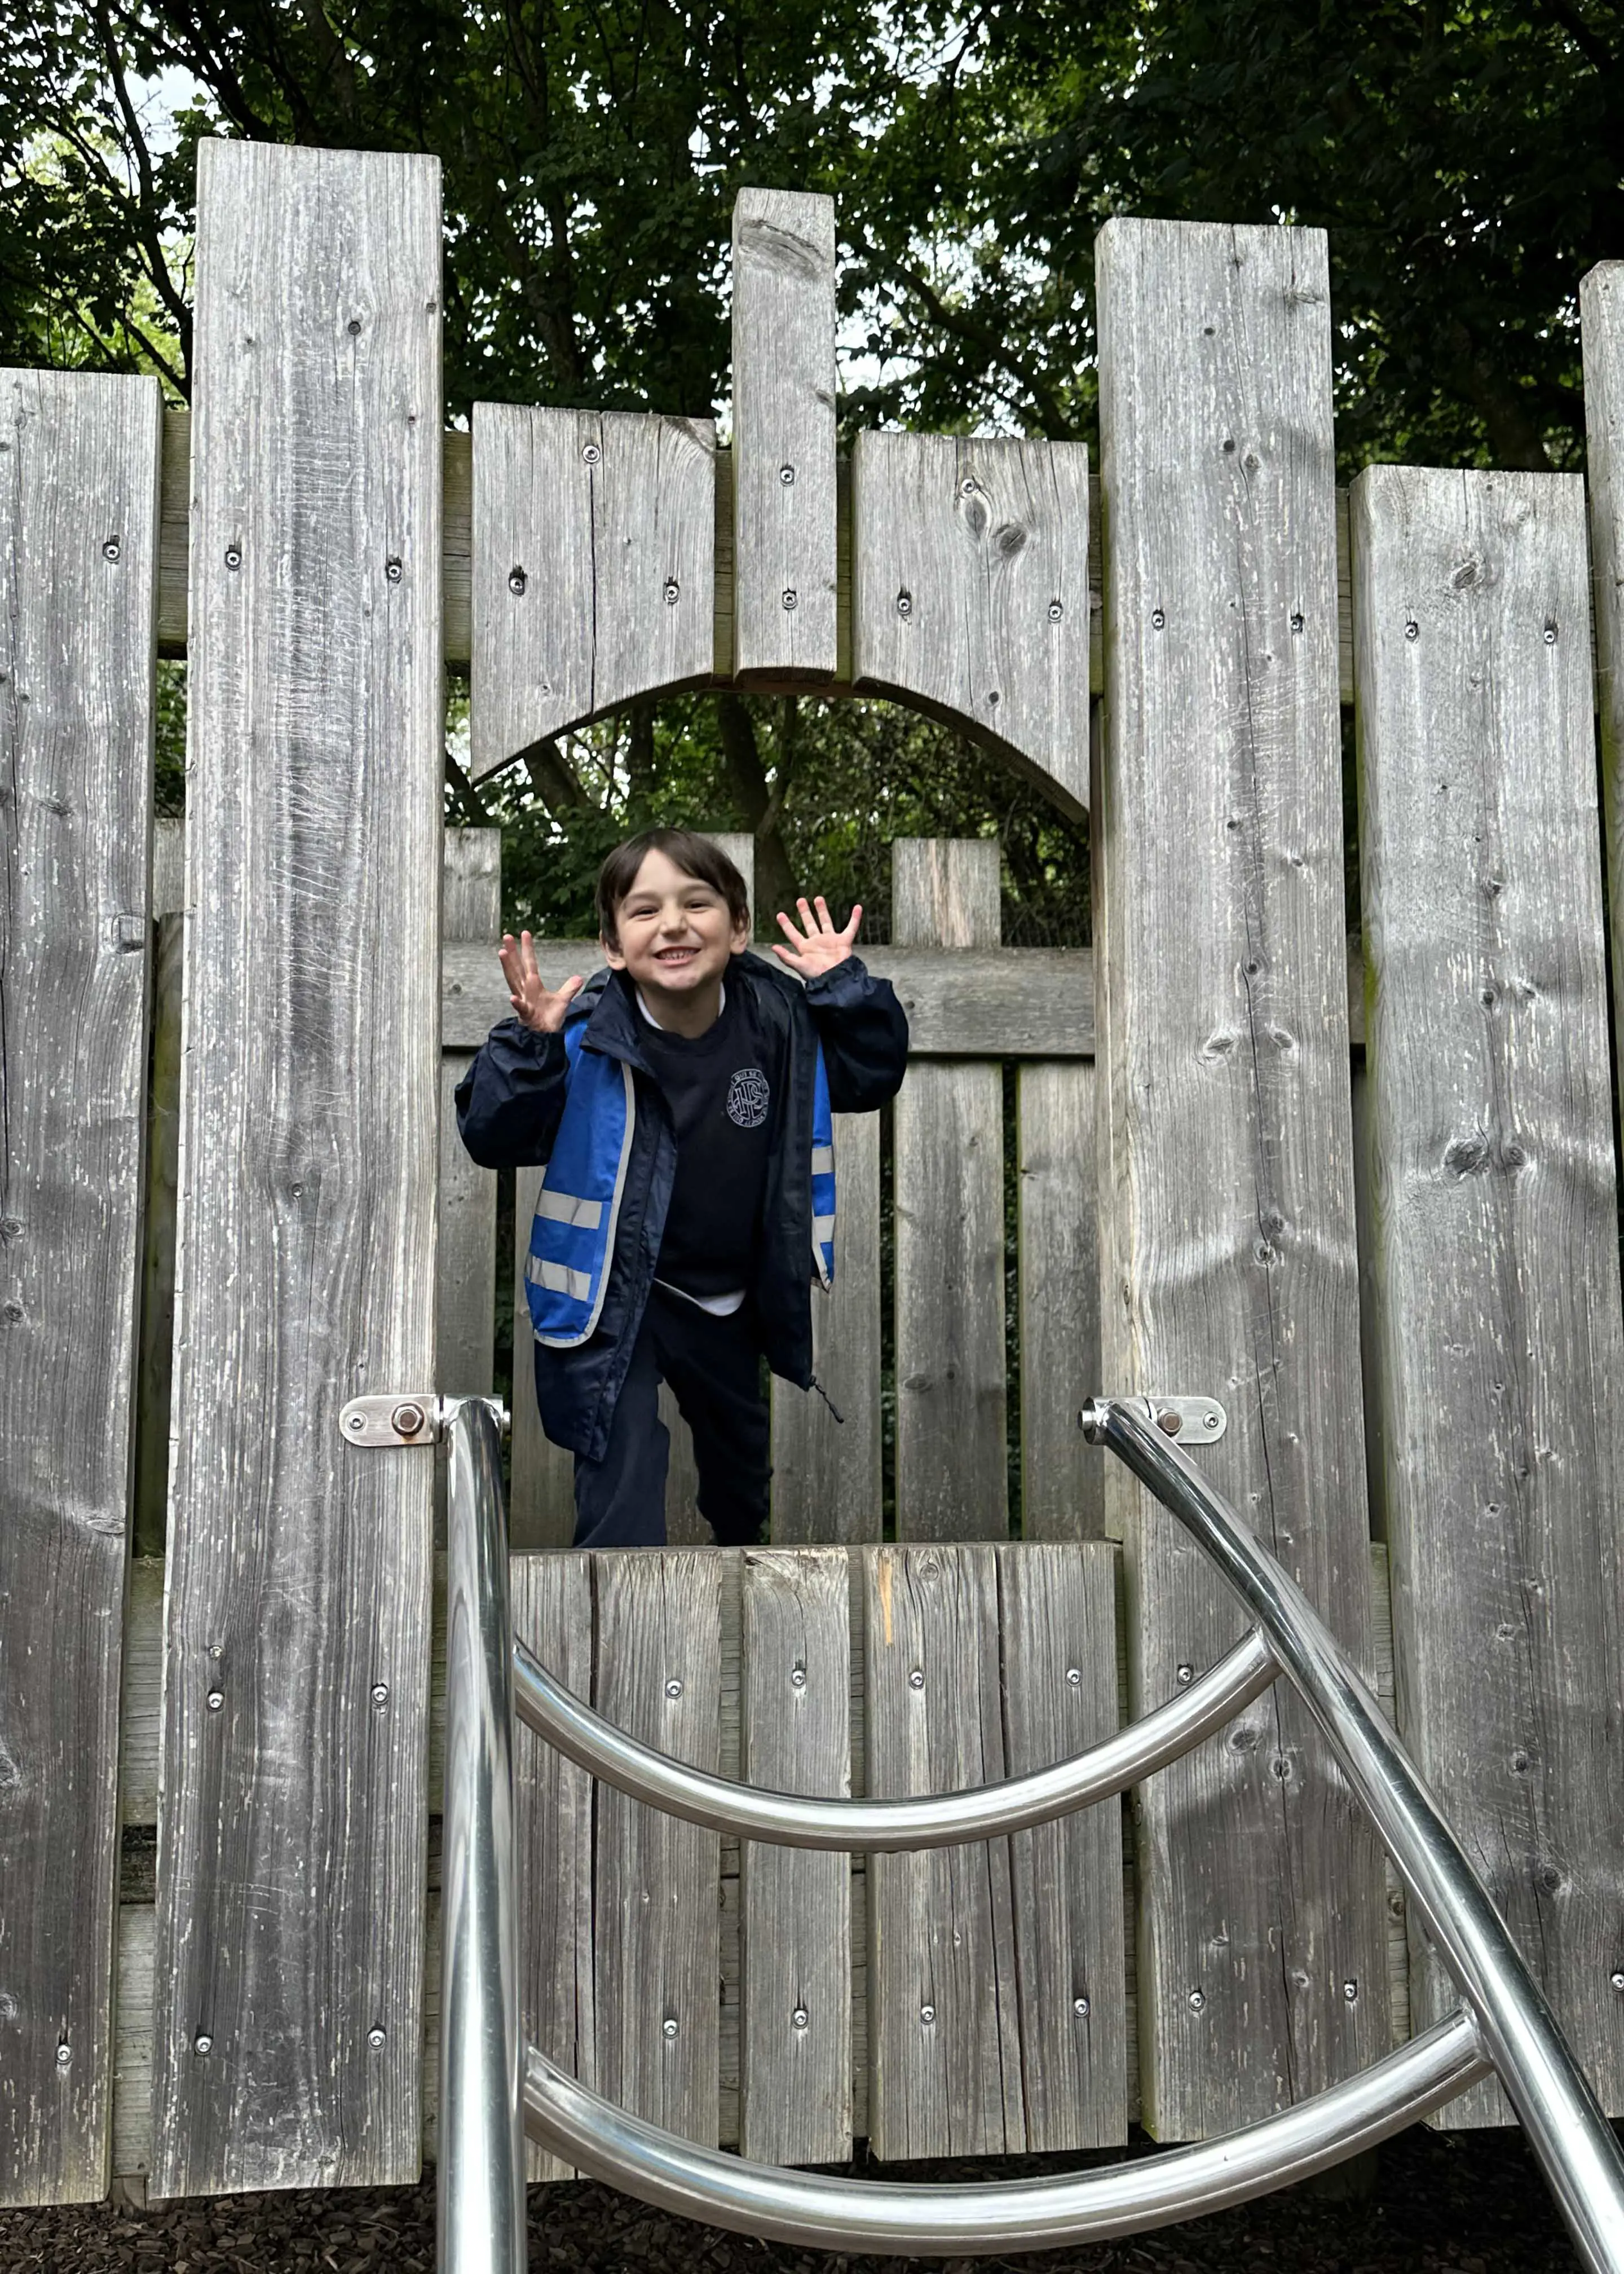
[11,0,1619,939]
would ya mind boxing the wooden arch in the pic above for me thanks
[469,190,1091,819]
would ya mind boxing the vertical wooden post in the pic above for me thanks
[731,191,837,683]
[437,829,500,1537]
[0,368,161,2205]
[893,840,1008,1540]
[151,140,442,2194]
[1017,1062,1101,1539]
[1585,265,1624,1105]
[1354,462,1624,2122]
[1094,219,1385,2137]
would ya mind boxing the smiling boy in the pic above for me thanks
[454,828,910,1548]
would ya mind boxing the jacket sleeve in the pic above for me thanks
[453,1017,570,1169]
[802,954,910,1112]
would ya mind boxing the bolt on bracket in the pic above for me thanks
[1079,1395,1228,1446]
[338,1394,510,1447]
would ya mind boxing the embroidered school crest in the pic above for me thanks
[727,1066,770,1129]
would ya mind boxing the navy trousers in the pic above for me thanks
[563,1284,771,1549]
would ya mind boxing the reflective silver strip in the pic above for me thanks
[811,1145,835,1177]
[535,1187,603,1230]
[528,1255,593,1302]
[813,1214,835,1244]
[538,1061,637,1350]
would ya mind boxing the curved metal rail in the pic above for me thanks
[522,2013,1488,2252]
[513,1623,1278,1848]
[440,1389,1624,2274]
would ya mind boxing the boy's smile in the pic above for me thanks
[602,847,748,1037]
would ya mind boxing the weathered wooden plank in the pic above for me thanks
[593,1553,723,2143]
[509,1163,577,1550]
[892,841,1008,1540]
[0,365,161,2206]
[151,814,185,917]
[770,1112,882,1543]
[438,831,500,1542]
[470,407,714,778]
[731,190,837,684]
[997,1543,1126,2148]
[852,433,1090,818]
[510,1553,595,2181]
[132,913,182,1558]
[1354,461,1624,2123]
[165,411,1376,704]
[151,140,442,2196]
[1585,265,1624,1135]
[865,1545,1023,2155]
[1094,217,1386,2138]
[1017,1062,1102,1540]
[739,1549,852,2162]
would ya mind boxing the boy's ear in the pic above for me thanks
[601,929,626,968]
[729,910,750,955]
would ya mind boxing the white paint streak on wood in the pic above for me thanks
[0,365,160,2206]
[1095,217,1385,2137]
[852,433,1090,817]
[731,191,837,682]
[1354,461,1624,2123]
[151,140,442,2195]
[470,406,714,778]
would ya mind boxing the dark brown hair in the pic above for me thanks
[596,828,751,946]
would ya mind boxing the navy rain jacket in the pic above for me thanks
[454,951,909,1462]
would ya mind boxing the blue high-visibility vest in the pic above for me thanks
[526,1020,835,1347]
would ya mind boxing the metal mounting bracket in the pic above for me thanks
[1079,1394,1228,1446]
[338,1394,511,1447]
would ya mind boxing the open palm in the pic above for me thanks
[771,896,862,979]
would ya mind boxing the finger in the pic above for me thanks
[768,944,798,966]
[841,902,862,942]
[775,909,805,945]
[813,894,834,933]
[796,898,815,932]
[558,974,584,1004]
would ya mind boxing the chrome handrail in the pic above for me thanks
[440,1398,527,2274]
[1083,1396,1624,2274]
[522,2014,1487,2250]
[512,1623,1278,1848]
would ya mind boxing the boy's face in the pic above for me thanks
[602,847,748,1000]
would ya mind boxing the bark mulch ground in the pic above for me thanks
[0,2126,1582,2274]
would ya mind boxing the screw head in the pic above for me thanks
[103,537,121,561]
[581,442,602,465]
[385,556,403,583]
[1047,598,1063,622]
[908,1667,925,1690]
[665,1677,683,1700]
[895,588,914,619]
[664,577,680,605]
[1157,1408,1183,1435]
[206,1690,224,1712]
[782,588,798,610]
[1065,1666,1082,1686]
[1150,607,1166,630]
[1405,619,1419,641]
[1290,611,1304,633]
[1342,1980,1358,2003]
[224,546,241,571]
[1073,1995,1089,2018]
[371,1682,390,1708]
[347,317,363,336]
[55,2041,71,2065]
[662,2017,679,2039]
[1544,621,1559,644]
[790,1667,806,1690]
[791,2007,809,2030]
[1203,1411,1220,1430]
[368,2024,387,2047]
[779,463,796,485]
[194,2032,214,2055]
[346,1412,365,1433]
[391,1402,425,1438]
[920,2003,936,2025]
[1188,1988,1206,2013]
[959,477,977,498]
[1610,1972,1624,1994]
[1176,1663,1194,1686]
[509,566,527,595]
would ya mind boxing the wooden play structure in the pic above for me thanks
[6,135,1624,2259]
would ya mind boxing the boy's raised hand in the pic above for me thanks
[771,895,863,979]
[499,929,584,1033]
